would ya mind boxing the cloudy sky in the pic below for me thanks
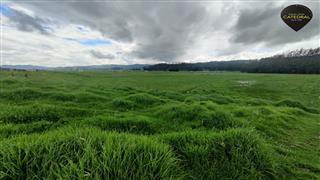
[1,0,319,67]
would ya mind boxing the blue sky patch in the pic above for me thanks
[0,4,14,17]
[79,39,112,46]
[64,38,112,46]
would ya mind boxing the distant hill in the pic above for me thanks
[0,64,147,71]
[52,64,147,71]
[0,65,49,71]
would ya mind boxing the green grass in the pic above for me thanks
[160,129,275,179]
[0,71,319,179]
[0,127,181,179]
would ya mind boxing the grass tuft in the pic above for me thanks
[112,98,137,111]
[156,103,208,122]
[0,88,44,101]
[126,93,162,106]
[160,129,276,179]
[0,127,183,179]
[202,111,242,130]
[0,104,92,123]
[276,99,319,114]
[0,104,61,123]
[82,115,156,134]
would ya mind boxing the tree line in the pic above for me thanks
[144,55,320,74]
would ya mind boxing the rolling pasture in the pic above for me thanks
[0,71,319,179]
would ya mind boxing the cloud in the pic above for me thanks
[231,2,320,46]
[1,4,52,34]
[3,1,320,66]
[1,22,125,67]
[90,50,115,59]
[11,1,224,61]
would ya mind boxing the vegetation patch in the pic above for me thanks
[208,94,235,104]
[48,92,77,101]
[0,104,61,123]
[126,93,163,106]
[0,128,182,179]
[0,78,19,85]
[160,129,276,179]
[0,121,58,138]
[112,98,137,111]
[156,103,209,122]
[0,104,92,123]
[112,93,163,111]
[232,108,251,117]
[0,88,44,101]
[184,94,210,103]
[245,98,270,106]
[202,111,242,130]
[150,90,186,101]
[184,94,234,105]
[59,106,94,117]
[276,99,319,114]
[0,71,319,179]
[83,115,156,134]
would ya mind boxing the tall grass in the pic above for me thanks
[0,121,58,138]
[0,104,93,123]
[82,115,156,134]
[0,71,319,179]
[0,127,183,179]
[160,129,276,179]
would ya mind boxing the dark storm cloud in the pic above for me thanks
[128,3,209,61]
[90,50,115,59]
[231,2,320,46]
[8,0,319,61]
[11,1,216,61]
[9,1,133,41]
[4,6,51,34]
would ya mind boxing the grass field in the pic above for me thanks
[0,71,319,179]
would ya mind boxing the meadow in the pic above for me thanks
[0,70,319,179]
